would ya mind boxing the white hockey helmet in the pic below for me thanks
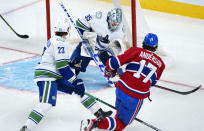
[107,8,122,32]
[54,18,71,33]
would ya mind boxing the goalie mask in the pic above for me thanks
[107,8,122,32]
[54,18,71,33]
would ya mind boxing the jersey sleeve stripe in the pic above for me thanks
[107,56,120,71]
[76,19,90,30]
[115,57,121,66]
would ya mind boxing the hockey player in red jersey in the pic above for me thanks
[80,33,165,131]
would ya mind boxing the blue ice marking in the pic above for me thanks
[0,56,108,91]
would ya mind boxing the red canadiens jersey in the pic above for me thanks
[106,47,165,99]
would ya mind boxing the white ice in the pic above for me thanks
[0,0,204,131]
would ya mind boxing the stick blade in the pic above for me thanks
[189,85,201,93]
[179,85,201,95]
[155,84,201,95]
[16,33,29,39]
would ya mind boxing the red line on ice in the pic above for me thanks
[0,46,40,56]
[1,0,43,16]
[0,46,40,65]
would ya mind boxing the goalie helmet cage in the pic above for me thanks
[45,0,151,48]
[111,0,152,48]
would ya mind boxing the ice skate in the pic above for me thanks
[80,119,100,131]
[94,108,112,119]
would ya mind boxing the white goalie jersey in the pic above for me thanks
[76,10,127,57]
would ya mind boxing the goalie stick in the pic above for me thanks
[155,85,201,95]
[58,2,115,87]
[0,14,29,39]
[85,92,163,131]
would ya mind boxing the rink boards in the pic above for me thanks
[98,0,204,19]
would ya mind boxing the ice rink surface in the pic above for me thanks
[0,0,204,131]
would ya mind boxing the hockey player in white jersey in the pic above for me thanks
[70,8,126,76]
[20,18,112,131]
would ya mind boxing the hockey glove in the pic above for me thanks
[104,68,117,78]
[72,79,85,97]
[56,78,74,94]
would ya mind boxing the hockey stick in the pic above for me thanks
[155,85,201,95]
[58,2,114,87]
[85,92,162,131]
[0,14,29,39]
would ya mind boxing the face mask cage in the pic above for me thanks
[108,8,122,32]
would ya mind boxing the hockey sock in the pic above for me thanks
[95,117,126,131]
[25,103,52,130]
[80,94,100,114]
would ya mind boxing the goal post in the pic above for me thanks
[131,0,137,47]
[46,0,51,40]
